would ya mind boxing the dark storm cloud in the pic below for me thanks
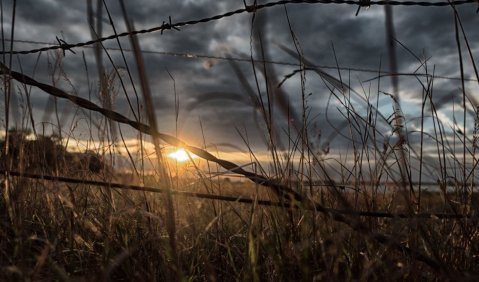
[2,0,478,154]
[15,0,85,26]
[257,4,388,68]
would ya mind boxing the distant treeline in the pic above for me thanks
[0,129,106,175]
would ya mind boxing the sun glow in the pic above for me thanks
[168,148,195,162]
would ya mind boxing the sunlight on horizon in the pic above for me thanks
[168,148,196,162]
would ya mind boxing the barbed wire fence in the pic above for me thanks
[2,169,475,219]
[0,0,476,56]
[0,0,477,215]
[1,0,478,274]
[0,1,477,209]
[0,62,464,274]
[4,38,478,83]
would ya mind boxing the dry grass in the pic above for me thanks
[1,1,479,281]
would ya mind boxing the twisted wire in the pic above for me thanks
[0,62,455,273]
[3,169,475,220]
[0,0,475,55]
[0,61,302,203]
[6,38,479,82]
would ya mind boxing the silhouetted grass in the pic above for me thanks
[1,1,479,281]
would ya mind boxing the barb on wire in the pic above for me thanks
[4,38,479,83]
[55,36,76,57]
[55,36,76,56]
[243,0,259,12]
[0,0,475,56]
[355,0,371,16]
[161,16,180,34]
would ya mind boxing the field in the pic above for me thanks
[1,0,479,281]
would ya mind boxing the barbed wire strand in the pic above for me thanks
[0,62,458,274]
[0,61,302,203]
[5,38,478,83]
[0,0,475,56]
[2,169,475,219]
[0,0,474,275]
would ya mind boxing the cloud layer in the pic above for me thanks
[1,0,478,174]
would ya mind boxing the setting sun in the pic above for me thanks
[168,148,195,162]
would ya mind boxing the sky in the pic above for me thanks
[1,0,478,180]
